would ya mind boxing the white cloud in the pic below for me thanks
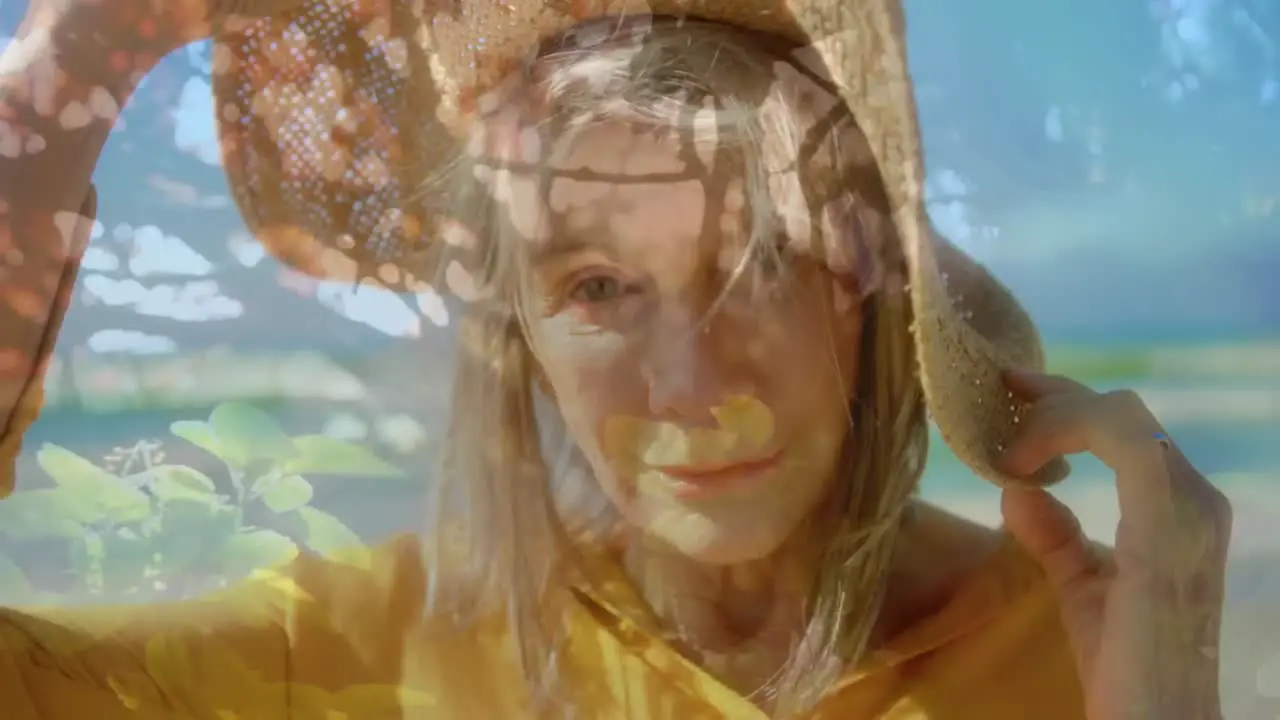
[930,168,970,198]
[126,225,214,277]
[86,329,177,355]
[314,281,421,337]
[228,233,267,268]
[171,76,221,166]
[1044,105,1064,143]
[928,199,973,244]
[82,275,244,322]
[186,41,214,76]
[81,247,120,272]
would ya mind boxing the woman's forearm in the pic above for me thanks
[0,10,167,491]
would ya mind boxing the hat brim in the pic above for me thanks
[213,0,1064,488]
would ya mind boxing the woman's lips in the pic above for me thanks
[650,450,784,498]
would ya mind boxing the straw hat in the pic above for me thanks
[211,0,1066,489]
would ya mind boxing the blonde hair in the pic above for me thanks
[422,16,928,717]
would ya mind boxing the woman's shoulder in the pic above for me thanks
[908,500,1113,586]
[886,501,1087,664]
[843,503,1090,717]
[891,502,1025,606]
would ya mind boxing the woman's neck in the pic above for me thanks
[616,500,1006,699]
[619,514,826,696]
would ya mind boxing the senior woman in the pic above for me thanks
[0,0,1230,718]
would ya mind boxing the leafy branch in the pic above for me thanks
[0,402,405,603]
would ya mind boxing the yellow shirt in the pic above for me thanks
[0,533,1084,719]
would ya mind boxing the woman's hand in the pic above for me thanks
[19,0,222,61]
[998,370,1231,720]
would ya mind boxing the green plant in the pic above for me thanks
[0,402,405,603]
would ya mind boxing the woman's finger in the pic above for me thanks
[1003,369,1095,401]
[999,382,1173,540]
[1001,487,1102,591]
[997,393,1089,478]
[1000,385,1168,476]
[1000,378,1229,569]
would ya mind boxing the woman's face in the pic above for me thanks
[515,121,863,565]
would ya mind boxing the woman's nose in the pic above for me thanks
[641,308,752,424]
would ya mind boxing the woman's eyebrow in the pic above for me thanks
[531,235,598,267]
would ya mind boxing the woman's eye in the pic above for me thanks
[569,276,625,303]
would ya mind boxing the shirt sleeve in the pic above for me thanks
[0,534,442,718]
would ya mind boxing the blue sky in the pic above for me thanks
[1,2,1276,355]
[128,51,428,340]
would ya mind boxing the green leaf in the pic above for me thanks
[0,488,97,540]
[282,436,403,477]
[208,403,296,466]
[67,533,105,593]
[101,527,153,596]
[218,530,299,579]
[154,497,237,577]
[35,445,151,524]
[144,466,219,503]
[170,420,233,464]
[37,444,117,488]
[101,497,152,525]
[294,506,362,557]
[255,475,314,514]
[0,553,32,600]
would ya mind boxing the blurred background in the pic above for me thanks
[1,0,1277,715]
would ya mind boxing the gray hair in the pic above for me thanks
[422,16,927,718]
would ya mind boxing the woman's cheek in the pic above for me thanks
[529,310,630,370]
[528,311,632,442]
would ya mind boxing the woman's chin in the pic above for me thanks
[641,510,789,565]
